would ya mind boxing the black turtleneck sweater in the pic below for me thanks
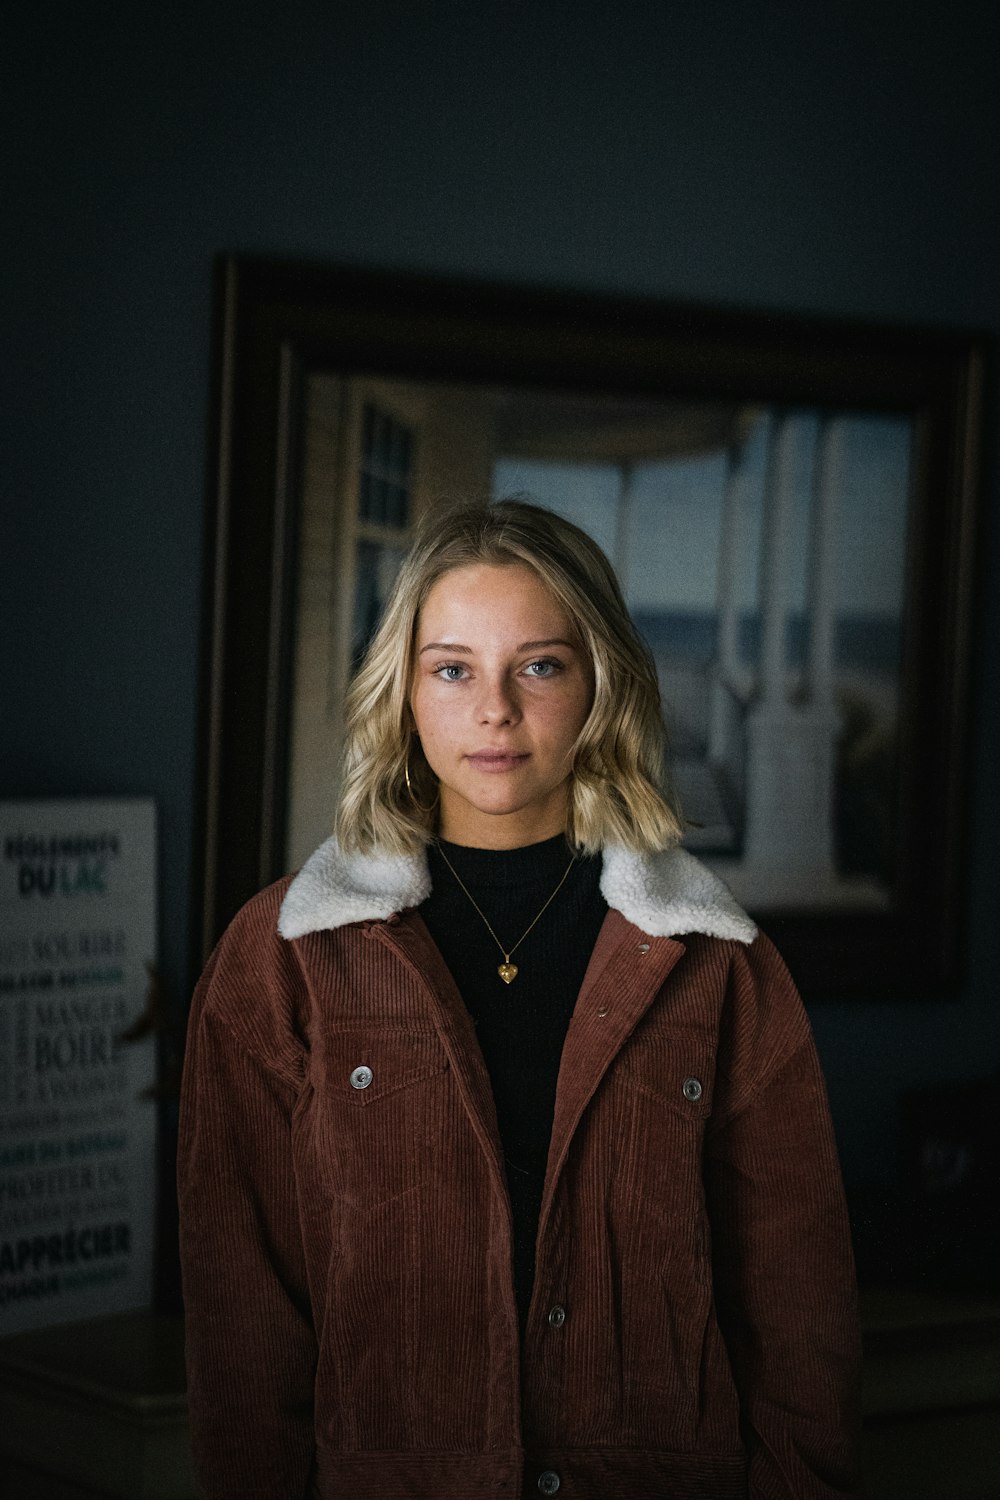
[420,834,608,1336]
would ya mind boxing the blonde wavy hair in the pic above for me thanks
[336,498,683,855]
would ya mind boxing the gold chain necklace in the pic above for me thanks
[435,843,577,985]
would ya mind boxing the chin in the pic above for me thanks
[454,787,537,820]
[472,795,530,817]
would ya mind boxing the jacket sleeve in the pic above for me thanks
[703,934,863,1498]
[177,910,317,1500]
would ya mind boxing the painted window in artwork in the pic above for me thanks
[359,403,413,527]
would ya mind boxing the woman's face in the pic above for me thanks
[409,562,594,848]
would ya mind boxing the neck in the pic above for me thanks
[436,792,570,850]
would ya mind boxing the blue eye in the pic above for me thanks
[524,658,563,678]
[433,662,468,681]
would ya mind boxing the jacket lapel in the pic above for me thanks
[537,909,686,1244]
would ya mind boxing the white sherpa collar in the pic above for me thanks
[278,838,756,945]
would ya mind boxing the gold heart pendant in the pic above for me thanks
[497,963,519,984]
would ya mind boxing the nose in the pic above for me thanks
[477,671,521,726]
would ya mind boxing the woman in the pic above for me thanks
[178,499,861,1498]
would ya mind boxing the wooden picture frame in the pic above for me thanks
[193,255,986,1000]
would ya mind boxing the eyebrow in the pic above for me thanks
[418,638,578,656]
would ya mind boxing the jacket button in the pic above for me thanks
[538,1473,561,1495]
[350,1065,373,1089]
[547,1304,567,1327]
[682,1076,703,1102]
[637,942,651,954]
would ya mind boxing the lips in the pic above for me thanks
[466,751,530,771]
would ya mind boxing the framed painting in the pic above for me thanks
[193,257,985,999]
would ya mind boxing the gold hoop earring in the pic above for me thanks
[404,753,438,815]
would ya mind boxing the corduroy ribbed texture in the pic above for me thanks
[177,876,862,1499]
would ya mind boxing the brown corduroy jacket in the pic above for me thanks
[178,841,861,1499]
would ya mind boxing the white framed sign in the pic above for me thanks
[0,799,157,1334]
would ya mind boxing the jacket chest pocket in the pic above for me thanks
[612,1034,717,1225]
[621,1035,716,1120]
[317,1029,449,1208]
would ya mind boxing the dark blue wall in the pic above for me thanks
[5,1,999,1200]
